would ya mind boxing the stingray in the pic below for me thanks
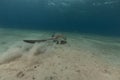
[23,33,67,44]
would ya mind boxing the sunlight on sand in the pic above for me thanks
[0,28,120,80]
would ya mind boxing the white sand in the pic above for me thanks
[0,27,120,80]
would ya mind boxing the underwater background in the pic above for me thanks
[0,1,120,80]
[0,0,120,36]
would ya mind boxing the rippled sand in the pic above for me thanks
[0,28,120,80]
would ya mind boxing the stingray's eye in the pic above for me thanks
[51,33,56,37]
[51,34,54,37]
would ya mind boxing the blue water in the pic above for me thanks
[0,0,120,36]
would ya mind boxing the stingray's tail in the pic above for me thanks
[23,38,54,44]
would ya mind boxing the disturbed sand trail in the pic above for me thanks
[0,28,120,80]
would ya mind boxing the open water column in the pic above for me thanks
[0,0,120,35]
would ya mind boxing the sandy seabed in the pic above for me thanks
[0,28,120,80]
